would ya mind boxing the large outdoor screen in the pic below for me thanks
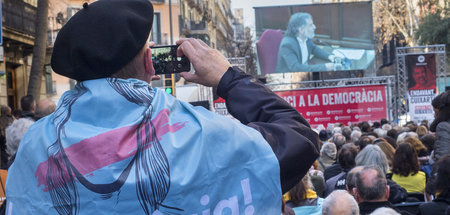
[254,2,375,78]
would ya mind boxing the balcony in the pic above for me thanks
[3,0,37,37]
[151,0,165,4]
[179,16,209,35]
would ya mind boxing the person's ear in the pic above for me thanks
[144,48,160,81]
[385,185,390,200]
[353,188,361,202]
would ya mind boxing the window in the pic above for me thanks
[44,65,55,94]
[151,13,161,44]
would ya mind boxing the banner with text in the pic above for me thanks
[275,85,387,129]
[406,54,437,123]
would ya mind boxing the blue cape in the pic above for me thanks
[6,78,281,214]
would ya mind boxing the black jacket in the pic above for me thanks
[218,67,320,193]
[419,192,450,215]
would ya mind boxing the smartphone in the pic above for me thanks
[151,45,190,75]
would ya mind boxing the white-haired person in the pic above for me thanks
[5,118,34,168]
[322,190,359,215]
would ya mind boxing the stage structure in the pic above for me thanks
[396,45,447,124]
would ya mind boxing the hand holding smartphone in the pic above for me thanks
[151,45,191,75]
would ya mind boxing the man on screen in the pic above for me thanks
[276,12,341,73]
[409,65,436,90]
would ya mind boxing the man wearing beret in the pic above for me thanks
[5,0,318,214]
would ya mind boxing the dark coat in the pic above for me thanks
[433,120,450,162]
[218,67,320,193]
[419,192,450,215]
[275,36,331,73]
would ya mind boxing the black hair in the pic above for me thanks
[20,95,35,112]
[430,91,450,132]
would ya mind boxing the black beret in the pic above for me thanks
[51,0,154,81]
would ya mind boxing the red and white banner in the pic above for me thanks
[406,54,437,122]
[275,85,387,129]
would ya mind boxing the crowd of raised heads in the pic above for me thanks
[0,95,56,169]
[282,91,450,215]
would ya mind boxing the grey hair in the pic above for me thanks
[382,124,392,131]
[6,118,34,157]
[374,128,387,138]
[355,165,387,201]
[396,131,418,143]
[322,190,359,215]
[350,130,362,144]
[285,12,312,37]
[355,145,389,175]
[332,127,342,135]
[370,207,400,215]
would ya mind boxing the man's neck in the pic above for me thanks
[298,35,307,41]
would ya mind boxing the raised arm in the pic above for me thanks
[177,38,319,193]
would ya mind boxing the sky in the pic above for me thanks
[231,0,313,29]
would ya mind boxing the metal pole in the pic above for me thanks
[169,0,173,44]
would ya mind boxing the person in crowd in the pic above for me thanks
[380,118,389,126]
[5,0,319,213]
[351,130,362,144]
[416,125,428,138]
[419,134,435,156]
[357,135,373,151]
[355,145,408,203]
[386,129,397,140]
[322,190,359,215]
[375,140,396,170]
[11,109,22,120]
[384,136,398,150]
[429,91,450,163]
[403,137,431,178]
[392,143,426,197]
[374,128,387,139]
[370,207,400,215]
[419,155,450,215]
[353,166,398,215]
[318,142,336,172]
[403,137,428,158]
[372,122,381,129]
[319,129,330,142]
[324,144,358,196]
[275,12,340,73]
[5,118,34,167]
[342,127,352,143]
[332,133,346,151]
[309,161,326,198]
[359,121,371,133]
[0,105,14,168]
[420,120,429,130]
[346,166,364,197]
[406,122,418,134]
[34,99,57,121]
[382,123,392,131]
[0,106,14,138]
[396,131,418,144]
[19,95,35,120]
[285,174,323,214]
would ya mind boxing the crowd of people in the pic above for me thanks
[282,90,450,215]
[0,95,56,169]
